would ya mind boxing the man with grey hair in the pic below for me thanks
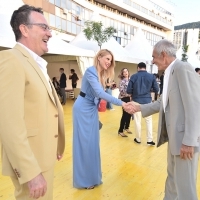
[131,39,200,199]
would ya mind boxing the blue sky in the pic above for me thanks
[172,0,200,25]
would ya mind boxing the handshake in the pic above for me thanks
[122,101,140,114]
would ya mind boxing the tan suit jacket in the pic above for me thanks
[0,44,65,184]
[141,59,200,155]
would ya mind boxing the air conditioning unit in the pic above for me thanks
[63,8,69,15]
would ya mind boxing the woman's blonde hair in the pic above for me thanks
[93,49,115,88]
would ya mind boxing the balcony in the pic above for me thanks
[92,0,173,31]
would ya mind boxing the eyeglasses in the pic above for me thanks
[25,23,52,32]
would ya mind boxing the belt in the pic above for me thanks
[79,91,100,106]
[80,91,86,97]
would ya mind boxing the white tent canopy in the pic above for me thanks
[124,28,158,73]
[0,14,95,58]
[0,14,16,48]
[70,32,139,64]
[125,28,153,62]
[70,11,140,64]
[48,36,95,57]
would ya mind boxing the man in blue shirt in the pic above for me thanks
[127,62,159,145]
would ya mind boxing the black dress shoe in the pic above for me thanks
[147,141,155,146]
[134,138,141,144]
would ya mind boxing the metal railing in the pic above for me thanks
[123,0,173,26]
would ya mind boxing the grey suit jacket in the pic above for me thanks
[141,59,200,155]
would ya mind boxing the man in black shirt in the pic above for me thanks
[69,69,79,88]
[59,68,67,105]
[159,72,164,95]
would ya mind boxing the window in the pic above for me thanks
[49,0,54,4]
[56,16,61,29]
[106,17,110,28]
[55,0,61,7]
[130,26,134,35]
[81,19,85,26]
[77,25,81,34]
[66,0,72,10]
[75,5,81,16]
[49,14,55,27]
[67,21,71,33]
[61,19,67,31]
[113,36,121,44]
[72,22,76,34]
[110,19,114,27]
[85,9,89,20]
[61,0,67,8]
[121,23,125,32]
[114,20,118,29]
[118,21,121,30]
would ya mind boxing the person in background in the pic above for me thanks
[153,73,160,101]
[195,67,200,75]
[52,77,62,98]
[0,5,65,200]
[118,68,132,137]
[131,39,200,200]
[69,69,79,88]
[72,49,133,190]
[159,72,164,95]
[127,62,159,146]
[59,68,67,105]
[105,78,115,110]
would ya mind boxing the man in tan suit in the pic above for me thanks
[0,5,65,200]
[131,40,200,199]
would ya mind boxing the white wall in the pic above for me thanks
[47,60,82,89]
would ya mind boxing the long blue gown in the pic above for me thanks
[73,66,122,188]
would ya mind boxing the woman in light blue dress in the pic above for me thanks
[73,49,129,189]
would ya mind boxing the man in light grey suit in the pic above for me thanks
[131,39,200,200]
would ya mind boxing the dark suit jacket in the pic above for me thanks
[60,73,66,88]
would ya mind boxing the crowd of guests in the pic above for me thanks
[1,4,200,200]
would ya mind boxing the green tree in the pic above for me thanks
[83,21,115,49]
[181,45,189,62]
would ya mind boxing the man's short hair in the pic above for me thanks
[138,62,146,69]
[70,69,75,73]
[154,39,176,57]
[60,68,64,71]
[10,5,43,41]
[195,68,200,72]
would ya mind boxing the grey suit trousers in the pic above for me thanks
[164,145,199,200]
[60,88,66,104]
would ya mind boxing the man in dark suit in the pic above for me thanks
[69,69,79,88]
[59,68,67,105]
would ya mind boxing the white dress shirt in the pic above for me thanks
[17,42,51,91]
[162,59,177,112]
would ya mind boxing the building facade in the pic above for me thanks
[173,22,200,60]
[23,0,175,45]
